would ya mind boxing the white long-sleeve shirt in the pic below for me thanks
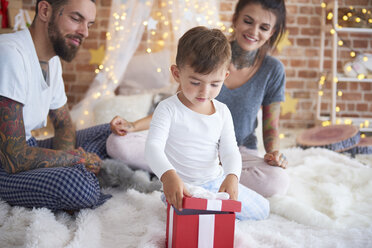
[145,94,242,185]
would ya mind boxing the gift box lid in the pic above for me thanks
[182,196,241,213]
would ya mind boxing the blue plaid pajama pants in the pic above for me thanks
[0,124,112,211]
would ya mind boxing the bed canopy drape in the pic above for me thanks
[71,0,221,129]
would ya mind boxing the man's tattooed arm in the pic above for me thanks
[49,104,76,151]
[262,102,281,153]
[0,96,83,173]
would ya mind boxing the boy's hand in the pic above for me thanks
[218,174,238,200]
[264,150,287,169]
[161,170,191,211]
[110,116,135,136]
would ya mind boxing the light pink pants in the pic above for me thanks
[239,146,290,197]
[106,132,290,197]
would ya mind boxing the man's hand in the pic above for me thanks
[161,170,191,211]
[264,150,287,169]
[110,116,135,136]
[68,147,102,174]
[218,174,239,200]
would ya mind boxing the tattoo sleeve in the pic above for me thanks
[0,96,82,173]
[49,104,76,151]
[262,102,281,153]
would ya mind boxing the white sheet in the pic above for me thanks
[1,148,371,248]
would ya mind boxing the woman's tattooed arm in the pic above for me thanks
[262,102,281,153]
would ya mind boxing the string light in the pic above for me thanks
[344,119,353,125]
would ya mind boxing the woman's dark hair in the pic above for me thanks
[232,0,286,52]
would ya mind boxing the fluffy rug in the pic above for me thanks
[1,148,372,248]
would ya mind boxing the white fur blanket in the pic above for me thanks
[1,148,372,248]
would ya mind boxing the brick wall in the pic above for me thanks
[21,0,372,128]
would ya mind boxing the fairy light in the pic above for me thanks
[327,12,333,20]
[330,29,336,34]
[333,77,338,83]
[344,119,352,125]
[338,40,343,46]
[321,2,326,8]
[322,121,331,127]
[357,74,365,80]
[350,51,356,57]
[365,120,370,128]
[279,133,285,139]
[319,91,324,96]
[337,91,343,96]
[335,106,340,112]
[361,133,366,138]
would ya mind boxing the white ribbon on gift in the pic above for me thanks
[198,199,222,248]
[168,206,174,248]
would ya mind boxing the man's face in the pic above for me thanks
[48,0,96,62]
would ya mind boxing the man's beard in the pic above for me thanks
[48,18,83,62]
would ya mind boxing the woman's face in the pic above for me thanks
[233,3,277,52]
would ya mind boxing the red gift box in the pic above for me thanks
[166,196,241,248]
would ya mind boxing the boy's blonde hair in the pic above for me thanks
[176,26,231,74]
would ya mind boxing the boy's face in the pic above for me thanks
[47,0,96,61]
[171,64,229,112]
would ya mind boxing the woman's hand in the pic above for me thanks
[218,174,239,200]
[264,150,287,169]
[161,170,191,211]
[110,116,135,136]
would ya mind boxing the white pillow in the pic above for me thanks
[93,93,154,125]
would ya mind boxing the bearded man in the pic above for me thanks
[0,0,113,211]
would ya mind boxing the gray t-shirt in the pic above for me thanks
[216,55,286,150]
